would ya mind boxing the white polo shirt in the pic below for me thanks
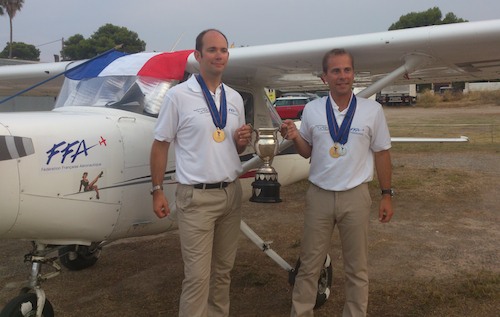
[300,94,391,191]
[154,75,245,185]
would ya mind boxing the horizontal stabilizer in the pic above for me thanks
[391,136,469,143]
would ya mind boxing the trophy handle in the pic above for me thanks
[248,128,257,152]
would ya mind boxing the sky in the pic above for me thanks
[1,0,499,62]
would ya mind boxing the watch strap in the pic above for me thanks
[381,188,394,196]
[150,184,163,195]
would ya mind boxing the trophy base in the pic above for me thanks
[250,176,282,203]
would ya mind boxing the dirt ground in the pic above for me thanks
[1,105,499,316]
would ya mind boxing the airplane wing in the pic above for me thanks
[0,60,74,96]
[0,19,499,96]
[184,19,500,93]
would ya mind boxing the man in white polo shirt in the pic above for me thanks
[150,29,252,317]
[282,48,394,317]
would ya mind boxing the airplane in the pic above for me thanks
[1,19,499,316]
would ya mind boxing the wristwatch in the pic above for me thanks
[381,188,394,197]
[150,184,163,195]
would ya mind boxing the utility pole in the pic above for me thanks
[60,37,65,61]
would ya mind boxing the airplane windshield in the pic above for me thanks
[54,75,181,116]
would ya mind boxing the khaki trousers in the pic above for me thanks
[291,183,372,317]
[176,180,242,317]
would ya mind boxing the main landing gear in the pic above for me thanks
[0,242,101,317]
[1,223,330,315]
[289,254,332,309]
[240,220,333,309]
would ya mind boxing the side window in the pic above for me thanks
[238,91,254,126]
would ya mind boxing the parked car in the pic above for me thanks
[273,96,314,119]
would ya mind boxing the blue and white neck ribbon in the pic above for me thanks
[325,94,357,145]
[195,74,227,130]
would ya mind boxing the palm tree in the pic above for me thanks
[1,0,24,58]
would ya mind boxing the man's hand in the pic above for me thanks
[234,124,253,153]
[378,196,394,223]
[152,191,170,218]
[280,119,299,140]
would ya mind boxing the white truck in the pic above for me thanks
[376,84,417,106]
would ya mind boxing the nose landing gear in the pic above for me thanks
[0,243,60,317]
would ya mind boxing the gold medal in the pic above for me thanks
[213,129,225,142]
[329,144,340,158]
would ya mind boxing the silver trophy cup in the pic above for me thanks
[250,127,282,203]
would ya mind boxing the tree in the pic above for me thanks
[0,0,24,58]
[442,12,467,25]
[0,41,39,60]
[62,24,146,60]
[389,7,468,30]
[61,34,94,60]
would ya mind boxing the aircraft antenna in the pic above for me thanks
[170,32,185,52]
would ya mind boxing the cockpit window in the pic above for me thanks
[54,75,180,116]
[54,72,256,124]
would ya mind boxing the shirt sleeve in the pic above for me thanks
[299,102,313,146]
[370,106,392,152]
[154,92,178,142]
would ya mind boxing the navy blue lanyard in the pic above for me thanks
[195,74,227,129]
[325,95,357,145]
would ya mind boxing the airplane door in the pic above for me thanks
[110,115,160,239]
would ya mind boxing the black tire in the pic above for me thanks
[0,293,54,317]
[58,244,101,271]
[289,254,333,309]
[314,254,332,309]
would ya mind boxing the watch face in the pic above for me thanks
[150,185,163,195]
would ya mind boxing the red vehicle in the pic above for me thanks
[273,96,312,119]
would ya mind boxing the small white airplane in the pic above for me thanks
[1,19,499,316]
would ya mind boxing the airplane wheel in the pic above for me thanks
[58,244,101,271]
[314,254,332,309]
[288,254,332,309]
[0,293,54,317]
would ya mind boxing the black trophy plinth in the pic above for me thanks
[250,172,282,203]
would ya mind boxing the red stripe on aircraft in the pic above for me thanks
[138,50,194,80]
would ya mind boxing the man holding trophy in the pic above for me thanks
[150,29,252,317]
[282,48,394,317]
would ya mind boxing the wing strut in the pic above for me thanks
[357,54,430,99]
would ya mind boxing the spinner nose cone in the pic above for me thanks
[0,124,24,237]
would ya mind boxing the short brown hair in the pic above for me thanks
[195,29,228,52]
[322,48,354,73]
